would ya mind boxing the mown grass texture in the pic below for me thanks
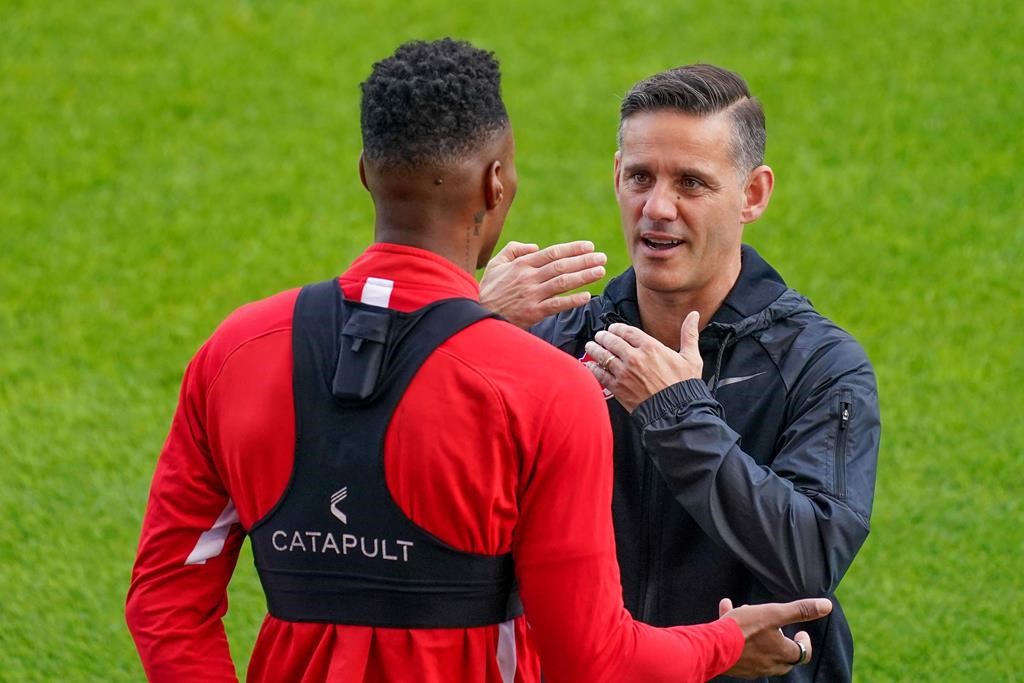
[1,1,1021,680]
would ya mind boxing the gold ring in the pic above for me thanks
[601,355,614,371]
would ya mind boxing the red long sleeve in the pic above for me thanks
[126,243,743,682]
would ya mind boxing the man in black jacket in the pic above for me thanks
[480,64,880,682]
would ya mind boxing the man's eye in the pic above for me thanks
[682,177,704,189]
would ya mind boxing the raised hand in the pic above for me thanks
[585,312,702,412]
[479,240,606,328]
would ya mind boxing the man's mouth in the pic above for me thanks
[642,237,684,250]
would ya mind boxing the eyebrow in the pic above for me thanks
[621,162,718,182]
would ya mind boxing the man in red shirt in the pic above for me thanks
[126,38,830,682]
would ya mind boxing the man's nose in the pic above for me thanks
[642,182,678,222]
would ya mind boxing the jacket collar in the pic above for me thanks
[713,244,788,324]
[602,245,808,344]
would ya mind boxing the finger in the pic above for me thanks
[605,323,655,349]
[489,241,539,266]
[786,639,803,667]
[537,291,593,317]
[769,598,833,628]
[517,240,598,268]
[532,254,606,295]
[793,631,812,665]
[718,598,733,618]
[534,251,608,280]
[584,341,614,368]
[533,264,606,298]
[584,353,614,387]
[679,311,699,355]
[594,329,640,357]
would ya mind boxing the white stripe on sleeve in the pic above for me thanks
[185,500,239,566]
[497,618,517,683]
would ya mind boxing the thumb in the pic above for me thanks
[718,597,733,618]
[679,311,700,356]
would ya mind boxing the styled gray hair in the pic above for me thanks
[618,64,766,174]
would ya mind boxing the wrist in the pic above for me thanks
[632,378,712,428]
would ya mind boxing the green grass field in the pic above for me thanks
[1,1,1021,680]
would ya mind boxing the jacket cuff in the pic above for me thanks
[633,379,714,429]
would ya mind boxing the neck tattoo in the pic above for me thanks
[472,210,484,236]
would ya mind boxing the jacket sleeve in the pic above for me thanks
[512,362,745,683]
[632,341,880,599]
[125,347,245,682]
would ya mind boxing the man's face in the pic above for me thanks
[615,110,750,300]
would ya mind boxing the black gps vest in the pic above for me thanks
[250,279,523,628]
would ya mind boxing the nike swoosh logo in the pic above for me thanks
[716,372,766,388]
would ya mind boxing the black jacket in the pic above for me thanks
[531,245,880,682]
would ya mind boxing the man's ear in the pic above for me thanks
[358,153,369,191]
[613,151,623,198]
[484,159,504,210]
[740,165,774,224]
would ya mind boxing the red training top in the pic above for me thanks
[126,243,744,682]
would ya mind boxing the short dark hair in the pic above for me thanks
[360,38,509,168]
[618,64,766,173]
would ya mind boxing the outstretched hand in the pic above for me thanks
[585,311,702,413]
[719,597,832,679]
[479,240,606,328]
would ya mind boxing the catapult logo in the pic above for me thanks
[330,487,348,524]
[270,485,415,562]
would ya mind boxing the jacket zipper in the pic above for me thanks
[835,390,852,498]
